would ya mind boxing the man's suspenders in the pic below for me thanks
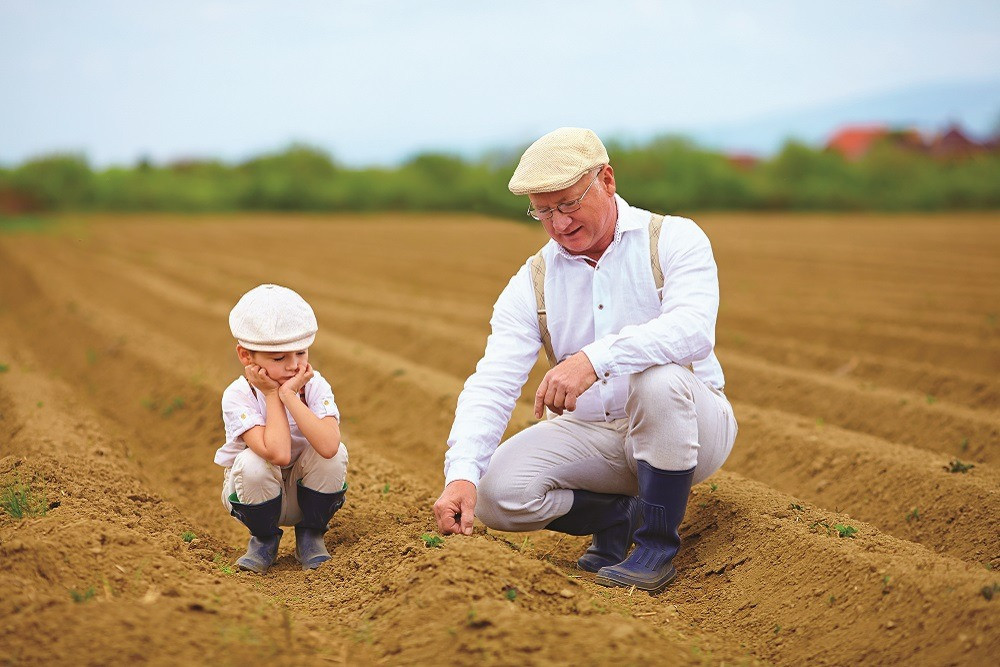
[530,213,666,368]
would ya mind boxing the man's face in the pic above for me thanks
[529,165,617,260]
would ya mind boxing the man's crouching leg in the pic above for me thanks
[477,418,639,571]
[597,363,734,594]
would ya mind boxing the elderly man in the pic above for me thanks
[433,127,737,594]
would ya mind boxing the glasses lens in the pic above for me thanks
[529,208,554,220]
[557,201,582,215]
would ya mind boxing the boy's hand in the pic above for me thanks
[244,364,281,395]
[279,363,314,398]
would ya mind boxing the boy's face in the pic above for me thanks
[237,346,309,385]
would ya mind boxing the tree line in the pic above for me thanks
[2,136,998,217]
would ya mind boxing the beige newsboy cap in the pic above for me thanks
[508,127,609,195]
[229,284,318,352]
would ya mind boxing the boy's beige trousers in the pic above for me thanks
[476,363,737,532]
[222,444,349,527]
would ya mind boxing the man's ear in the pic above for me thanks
[601,165,617,197]
[236,344,253,366]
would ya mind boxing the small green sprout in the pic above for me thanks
[162,397,185,416]
[181,531,196,543]
[905,507,920,522]
[0,476,48,519]
[381,483,390,495]
[709,483,718,492]
[0,363,9,373]
[827,595,836,606]
[834,524,858,539]
[925,394,937,405]
[503,586,518,601]
[773,624,781,634]
[960,438,969,452]
[981,583,999,601]
[945,459,974,474]
[212,554,235,575]
[788,503,803,511]
[420,533,444,549]
[882,575,891,594]
[70,587,96,603]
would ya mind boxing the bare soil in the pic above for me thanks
[1,212,998,665]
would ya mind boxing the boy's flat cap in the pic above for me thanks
[229,284,317,352]
[508,127,609,195]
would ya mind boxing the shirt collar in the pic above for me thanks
[552,193,644,261]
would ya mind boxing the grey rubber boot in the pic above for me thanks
[294,482,347,570]
[545,490,641,572]
[229,493,283,574]
[596,462,695,594]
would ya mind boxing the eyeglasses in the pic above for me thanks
[526,168,602,221]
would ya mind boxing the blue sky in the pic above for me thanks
[2,1,999,166]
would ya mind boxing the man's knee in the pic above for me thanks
[476,472,530,532]
[629,363,693,401]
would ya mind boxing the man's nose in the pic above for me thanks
[550,210,574,231]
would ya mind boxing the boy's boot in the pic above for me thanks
[294,482,347,570]
[595,462,695,594]
[229,493,283,574]
[545,490,641,572]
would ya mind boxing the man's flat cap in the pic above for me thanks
[508,127,609,195]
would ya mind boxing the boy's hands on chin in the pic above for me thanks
[244,364,281,395]
[279,363,314,400]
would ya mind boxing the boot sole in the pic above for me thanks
[594,566,677,594]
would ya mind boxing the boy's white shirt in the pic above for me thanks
[214,369,340,468]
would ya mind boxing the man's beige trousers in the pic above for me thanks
[221,444,349,527]
[477,364,737,532]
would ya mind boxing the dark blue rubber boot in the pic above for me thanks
[229,493,283,574]
[595,462,695,594]
[545,490,641,572]
[294,482,347,570]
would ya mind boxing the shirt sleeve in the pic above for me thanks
[582,218,718,378]
[305,371,340,421]
[444,264,541,487]
[221,383,267,444]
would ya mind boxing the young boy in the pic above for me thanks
[215,284,349,574]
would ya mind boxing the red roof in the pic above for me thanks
[826,125,888,160]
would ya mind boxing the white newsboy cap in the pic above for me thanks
[508,127,610,195]
[229,284,318,352]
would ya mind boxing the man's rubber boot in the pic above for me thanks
[229,493,283,574]
[294,482,347,570]
[545,490,641,573]
[595,462,695,594]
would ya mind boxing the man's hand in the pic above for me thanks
[279,363,314,400]
[244,363,281,395]
[433,480,477,535]
[534,351,599,419]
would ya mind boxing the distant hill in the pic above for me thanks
[687,78,1000,155]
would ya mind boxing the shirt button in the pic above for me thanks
[605,411,611,417]
[598,304,604,310]
[602,379,607,385]
[604,372,610,378]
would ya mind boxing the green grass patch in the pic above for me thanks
[946,459,975,474]
[181,531,197,543]
[0,475,49,519]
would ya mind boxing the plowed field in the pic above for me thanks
[1,212,998,665]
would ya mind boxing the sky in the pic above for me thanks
[2,0,1000,167]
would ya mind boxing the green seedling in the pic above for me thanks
[213,554,235,575]
[709,483,718,492]
[162,397,185,416]
[882,575,891,594]
[391,368,406,377]
[827,595,836,606]
[0,476,48,519]
[905,507,920,522]
[381,483,390,496]
[815,418,825,427]
[141,397,157,411]
[834,524,858,539]
[945,459,974,474]
[504,586,518,601]
[925,394,936,405]
[960,438,969,452]
[519,536,532,552]
[36,401,43,408]
[773,624,781,635]
[788,503,803,511]
[70,587,96,603]
[0,363,9,373]
[420,533,444,549]
[981,583,999,601]
[698,501,708,508]
[181,531,197,543]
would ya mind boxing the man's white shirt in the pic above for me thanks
[444,194,726,487]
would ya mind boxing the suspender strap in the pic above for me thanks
[530,213,670,369]
[649,213,665,294]
[530,251,558,367]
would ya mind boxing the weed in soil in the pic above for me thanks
[905,507,920,522]
[0,363,9,373]
[162,397,185,417]
[1,475,49,519]
[981,584,1000,600]
[181,531,197,543]
[213,554,236,575]
[945,459,974,474]
[834,524,858,539]
[503,586,518,601]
